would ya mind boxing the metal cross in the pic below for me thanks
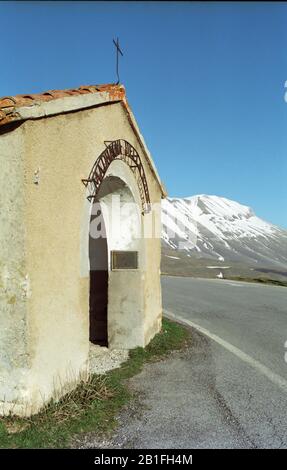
[113,37,123,84]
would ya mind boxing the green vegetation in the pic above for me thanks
[0,318,190,449]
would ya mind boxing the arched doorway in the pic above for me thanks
[81,140,154,349]
[88,171,142,348]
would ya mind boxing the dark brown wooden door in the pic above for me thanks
[89,270,108,346]
[89,203,108,346]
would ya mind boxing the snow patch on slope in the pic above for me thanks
[161,194,287,266]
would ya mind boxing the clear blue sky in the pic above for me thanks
[1,1,287,228]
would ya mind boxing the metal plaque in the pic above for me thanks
[111,251,138,270]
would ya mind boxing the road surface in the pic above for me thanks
[75,277,287,449]
[162,276,287,381]
[161,276,287,448]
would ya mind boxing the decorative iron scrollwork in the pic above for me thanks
[82,139,151,214]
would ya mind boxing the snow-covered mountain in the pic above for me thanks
[161,195,287,270]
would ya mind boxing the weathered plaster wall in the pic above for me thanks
[143,231,162,346]
[0,101,162,415]
[0,126,31,413]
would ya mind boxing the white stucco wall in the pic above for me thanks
[0,126,32,414]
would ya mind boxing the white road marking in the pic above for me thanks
[164,309,287,393]
[223,282,243,287]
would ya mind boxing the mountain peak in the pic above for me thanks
[162,194,287,267]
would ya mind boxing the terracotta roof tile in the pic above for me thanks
[0,83,126,126]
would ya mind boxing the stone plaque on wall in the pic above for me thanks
[111,251,138,270]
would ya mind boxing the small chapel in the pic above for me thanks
[0,83,166,416]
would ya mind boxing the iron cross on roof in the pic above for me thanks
[113,37,123,85]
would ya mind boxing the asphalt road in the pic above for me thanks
[76,277,287,449]
[161,276,287,448]
[162,276,287,381]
